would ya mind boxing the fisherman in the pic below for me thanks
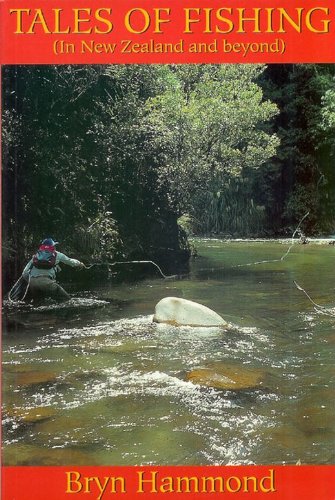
[22,238,85,301]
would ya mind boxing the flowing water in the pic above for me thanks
[2,239,335,466]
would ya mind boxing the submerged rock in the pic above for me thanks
[153,297,227,327]
[3,406,57,424]
[16,370,59,387]
[81,338,158,355]
[3,443,96,466]
[186,363,266,391]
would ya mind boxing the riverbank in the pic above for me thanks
[193,237,335,245]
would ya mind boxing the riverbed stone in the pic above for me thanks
[186,363,266,391]
[16,370,59,387]
[3,444,96,466]
[153,297,228,327]
[4,406,57,424]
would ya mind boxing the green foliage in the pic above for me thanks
[144,65,279,218]
[2,65,192,286]
[195,181,267,236]
[320,83,335,163]
[72,212,123,262]
[259,64,335,235]
[177,214,197,236]
[3,62,333,291]
[321,88,335,129]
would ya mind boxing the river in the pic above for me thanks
[2,239,335,466]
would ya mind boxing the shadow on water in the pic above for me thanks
[2,239,335,465]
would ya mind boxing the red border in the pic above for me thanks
[1,0,335,64]
[1,1,335,500]
[2,465,335,499]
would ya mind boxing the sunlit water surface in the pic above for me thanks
[2,239,335,465]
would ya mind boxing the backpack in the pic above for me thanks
[32,247,57,269]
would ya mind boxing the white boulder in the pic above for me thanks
[153,296,227,327]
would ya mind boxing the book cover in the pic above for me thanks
[1,1,334,499]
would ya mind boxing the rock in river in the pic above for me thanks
[153,297,228,327]
[3,406,57,424]
[186,363,266,391]
[16,370,59,387]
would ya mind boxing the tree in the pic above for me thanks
[2,65,191,288]
[143,64,279,234]
[259,64,335,235]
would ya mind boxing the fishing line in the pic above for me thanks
[235,211,310,268]
[8,275,30,303]
[21,275,31,301]
[294,280,335,317]
[83,260,179,279]
[279,211,310,262]
[187,211,311,275]
[3,201,321,302]
[7,259,178,304]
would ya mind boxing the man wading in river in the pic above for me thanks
[22,238,85,301]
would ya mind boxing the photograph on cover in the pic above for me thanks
[2,63,335,466]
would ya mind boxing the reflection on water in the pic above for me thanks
[2,239,335,465]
